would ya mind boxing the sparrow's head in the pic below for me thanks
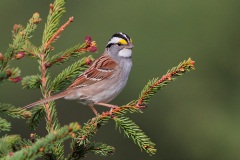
[106,32,134,58]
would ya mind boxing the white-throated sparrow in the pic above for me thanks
[23,32,134,115]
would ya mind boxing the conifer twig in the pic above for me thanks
[0,13,41,83]
[0,117,11,132]
[69,105,147,158]
[44,17,74,50]
[39,50,52,130]
[4,122,80,160]
[45,38,97,68]
[41,16,74,132]
[0,103,31,119]
[22,40,38,57]
[0,135,21,157]
[137,58,195,106]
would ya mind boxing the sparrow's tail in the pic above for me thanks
[23,91,69,109]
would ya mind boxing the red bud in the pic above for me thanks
[9,76,22,83]
[8,152,14,157]
[15,51,25,59]
[85,58,92,65]
[190,59,195,66]
[0,53,3,63]
[89,46,97,52]
[6,69,12,78]
[85,36,92,45]
[13,24,20,34]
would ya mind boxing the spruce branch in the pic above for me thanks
[52,143,64,160]
[68,116,110,159]
[3,122,80,160]
[42,0,66,43]
[22,40,39,57]
[26,106,45,130]
[0,140,11,158]
[46,36,97,68]
[90,142,115,157]
[45,102,61,132]
[0,103,31,119]
[5,12,41,64]
[7,67,22,83]
[46,43,86,68]
[68,142,114,159]
[16,138,35,150]
[68,105,143,158]
[0,135,21,158]
[114,116,156,155]
[0,67,21,84]
[45,16,74,50]
[39,1,74,133]
[42,0,67,50]
[0,118,11,132]
[68,141,92,159]
[21,75,41,89]
[40,59,55,133]
[137,58,195,106]
[0,13,41,83]
[76,116,111,146]
[0,103,31,132]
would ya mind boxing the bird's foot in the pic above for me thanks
[88,105,98,116]
[96,102,119,117]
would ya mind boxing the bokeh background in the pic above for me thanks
[1,0,240,159]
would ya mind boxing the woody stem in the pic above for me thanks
[40,53,53,131]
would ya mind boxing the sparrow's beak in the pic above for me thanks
[126,43,134,49]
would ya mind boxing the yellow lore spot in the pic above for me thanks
[119,39,128,44]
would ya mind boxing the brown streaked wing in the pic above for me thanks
[67,54,117,90]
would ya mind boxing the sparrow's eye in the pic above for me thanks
[117,43,122,46]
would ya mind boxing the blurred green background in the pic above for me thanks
[1,0,240,159]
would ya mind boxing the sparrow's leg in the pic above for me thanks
[96,102,119,116]
[88,105,98,116]
[96,102,118,109]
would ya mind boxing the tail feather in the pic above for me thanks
[23,91,68,109]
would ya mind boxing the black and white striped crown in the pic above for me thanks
[106,32,132,48]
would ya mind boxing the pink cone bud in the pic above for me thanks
[15,51,25,59]
[9,76,22,83]
[190,59,195,67]
[32,12,42,24]
[85,36,92,45]
[90,41,96,46]
[33,12,40,19]
[8,152,14,157]
[89,46,97,52]
[24,112,31,119]
[6,69,12,78]
[0,53,3,63]
[13,24,20,33]
[85,58,92,65]
[50,4,54,12]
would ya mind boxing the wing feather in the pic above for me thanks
[67,54,117,89]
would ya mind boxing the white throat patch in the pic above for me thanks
[118,48,132,58]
